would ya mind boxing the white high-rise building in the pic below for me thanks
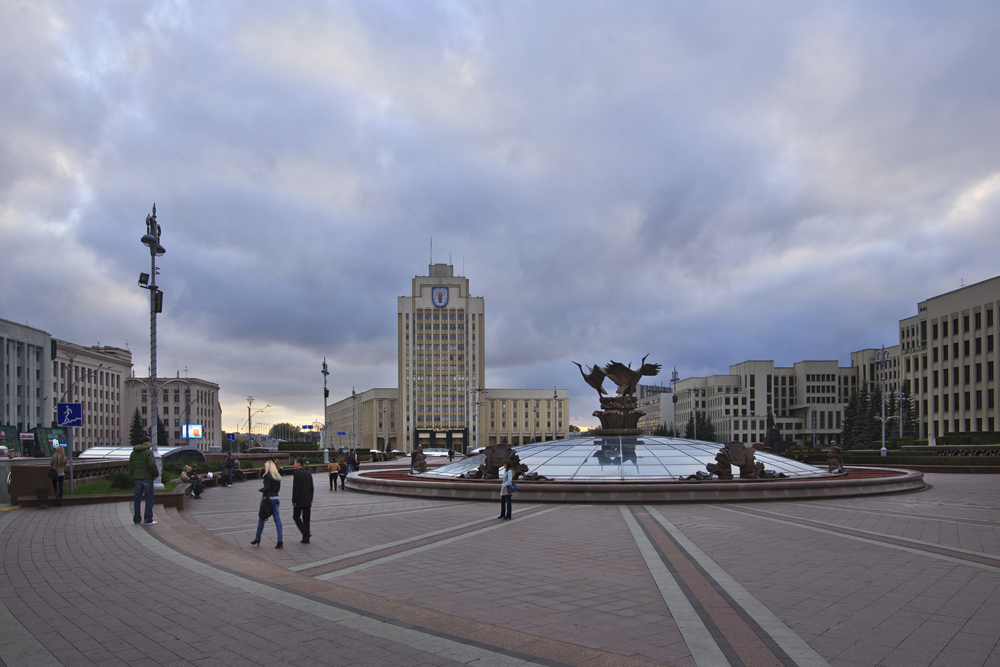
[398,263,485,452]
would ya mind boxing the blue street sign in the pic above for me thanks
[226,433,235,441]
[337,432,346,435]
[56,403,83,427]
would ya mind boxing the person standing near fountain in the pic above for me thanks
[498,460,514,520]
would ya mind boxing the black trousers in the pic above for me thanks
[293,506,311,538]
[338,474,346,490]
[500,494,512,519]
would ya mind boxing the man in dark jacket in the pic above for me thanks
[129,436,159,525]
[224,452,235,486]
[291,459,314,543]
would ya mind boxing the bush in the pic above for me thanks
[108,472,133,490]
[277,442,318,452]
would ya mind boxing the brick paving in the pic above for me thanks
[1,471,999,666]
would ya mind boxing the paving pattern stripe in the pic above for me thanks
[644,507,832,667]
[719,506,1000,573]
[291,504,541,573]
[632,507,823,667]
[314,505,562,580]
[131,504,669,667]
[212,500,480,536]
[117,503,561,667]
[0,511,62,667]
[783,501,1000,527]
[619,506,730,667]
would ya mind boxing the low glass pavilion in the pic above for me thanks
[416,436,831,482]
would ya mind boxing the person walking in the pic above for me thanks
[251,460,283,548]
[327,459,340,491]
[498,459,514,520]
[49,444,67,506]
[129,436,158,525]
[337,457,348,490]
[224,452,235,487]
[291,459,314,544]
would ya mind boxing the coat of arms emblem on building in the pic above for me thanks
[431,286,449,307]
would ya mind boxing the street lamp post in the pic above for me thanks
[382,403,387,452]
[811,404,817,448]
[139,204,166,488]
[351,388,356,451]
[321,359,330,451]
[247,396,254,451]
[874,347,891,458]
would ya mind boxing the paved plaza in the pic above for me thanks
[1,470,999,666]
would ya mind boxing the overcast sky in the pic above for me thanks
[3,1,999,432]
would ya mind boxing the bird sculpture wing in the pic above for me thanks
[639,362,662,378]
[603,361,638,393]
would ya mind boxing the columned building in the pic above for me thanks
[52,341,132,452]
[327,388,397,451]
[124,374,222,451]
[477,389,569,446]
[398,263,485,452]
[0,318,52,436]
[898,276,999,442]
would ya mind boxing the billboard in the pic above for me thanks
[181,424,203,439]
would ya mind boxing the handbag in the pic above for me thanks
[506,482,518,494]
[258,496,274,520]
[48,468,59,480]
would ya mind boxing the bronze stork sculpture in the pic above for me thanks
[572,362,607,396]
[603,354,662,397]
[574,355,663,435]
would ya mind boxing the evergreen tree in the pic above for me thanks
[128,407,145,447]
[155,417,169,447]
[841,388,860,449]
[868,384,885,448]
[684,412,717,442]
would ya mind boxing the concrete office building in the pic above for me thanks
[124,375,222,451]
[398,263,485,452]
[676,359,856,447]
[330,262,569,453]
[52,340,132,452]
[898,275,999,442]
[636,385,674,434]
[327,388,397,452]
[0,318,52,436]
[477,389,569,446]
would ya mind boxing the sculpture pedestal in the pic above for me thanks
[593,396,643,436]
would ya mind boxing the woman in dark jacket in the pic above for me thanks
[251,460,283,549]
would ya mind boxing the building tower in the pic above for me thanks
[398,263,485,452]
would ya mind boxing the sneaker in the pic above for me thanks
[144,520,158,525]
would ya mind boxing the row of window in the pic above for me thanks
[931,389,996,412]
[930,309,996,340]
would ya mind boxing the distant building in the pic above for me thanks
[124,374,222,451]
[330,261,568,453]
[478,388,569,446]
[636,386,674,433]
[52,340,132,453]
[0,318,52,435]
[327,388,397,451]
[676,360,857,447]
[898,275,999,442]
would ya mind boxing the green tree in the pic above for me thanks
[129,407,146,447]
[156,417,169,447]
[684,412,717,442]
[569,424,581,432]
[653,424,680,437]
